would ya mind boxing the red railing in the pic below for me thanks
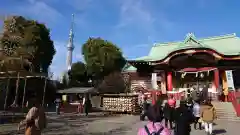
[228,91,240,117]
[147,90,183,100]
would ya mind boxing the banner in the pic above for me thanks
[151,73,158,90]
[225,70,235,91]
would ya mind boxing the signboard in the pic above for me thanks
[225,70,235,91]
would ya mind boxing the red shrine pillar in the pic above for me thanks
[167,72,173,91]
[214,69,220,90]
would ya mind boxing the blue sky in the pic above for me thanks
[1,0,240,79]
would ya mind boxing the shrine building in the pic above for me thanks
[123,33,240,98]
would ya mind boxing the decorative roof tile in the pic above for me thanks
[135,33,240,61]
[122,63,137,72]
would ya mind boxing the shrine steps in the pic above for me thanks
[212,102,240,121]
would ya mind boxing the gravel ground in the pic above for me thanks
[0,112,240,135]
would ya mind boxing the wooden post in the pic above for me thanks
[42,77,47,107]
[214,69,220,89]
[167,72,173,91]
[12,72,20,106]
[4,78,10,111]
[21,78,27,110]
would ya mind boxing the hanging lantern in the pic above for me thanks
[181,72,186,78]
[200,73,204,78]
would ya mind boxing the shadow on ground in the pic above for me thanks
[212,129,227,134]
[82,118,139,135]
[43,125,66,132]
[71,124,132,135]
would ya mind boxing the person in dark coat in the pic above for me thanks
[202,84,209,102]
[163,102,174,129]
[173,101,194,135]
[84,95,92,116]
[55,98,61,115]
[147,103,164,123]
[192,89,201,103]
[156,94,164,108]
[186,97,194,111]
[140,97,150,121]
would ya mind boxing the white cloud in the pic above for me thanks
[122,43,151,59]
[17,0,64,24]
[50,41,67,79]
[75,53,83,60]
[73,14,90,29]
[72,44,84,62]
[116,0,155,29]
[115,0,176,35]
[41,0,92,29]
[65,0,93,12]
[51,40,84,79]
[52,41,67,62]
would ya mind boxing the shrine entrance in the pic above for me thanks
[168,51,219,92]
[173,67,215,91]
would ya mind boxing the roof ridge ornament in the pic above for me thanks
[183,32,203,46]
[186,33,195,38]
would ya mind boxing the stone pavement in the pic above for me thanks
[0,112,239,135]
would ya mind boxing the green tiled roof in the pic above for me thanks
[135,33,240,61]
[122,63,137,72]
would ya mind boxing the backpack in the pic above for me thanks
[144,125,164,135]
[202,107,215,122]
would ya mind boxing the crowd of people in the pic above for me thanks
[138,88,217,135]
[17,86,216,135]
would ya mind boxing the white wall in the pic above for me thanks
[91,96,102,108]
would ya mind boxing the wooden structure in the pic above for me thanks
[57,87,97,94]
[57,87,98,102]
[56,87,99,113]
[102,93,140,114]
[0,46,47,110]
[125,33,240,101]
